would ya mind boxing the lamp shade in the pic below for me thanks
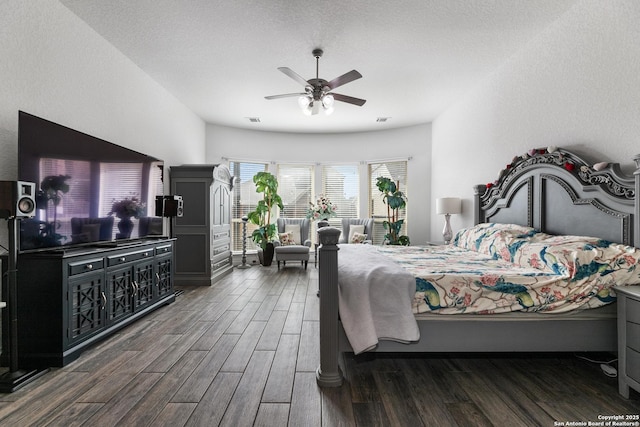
[436,197,461,215]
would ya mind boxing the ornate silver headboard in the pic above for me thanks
[474,148,640,247]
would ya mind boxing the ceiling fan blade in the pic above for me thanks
[327,70,362,90]
[265,93,306,100]
[332,93,367,106]
[278,67,310,87]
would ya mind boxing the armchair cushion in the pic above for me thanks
[284,224,301,245]
[340,218,374,244]
[348,225,365,243]
[350,232,367,244]
[278,231,295,245]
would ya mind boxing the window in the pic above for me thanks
[100,162,145,237]
[227,159,406,250]
[321,164,359,232]
[39,158,92,239]
[229,161,267,251]
[277,164,313,218]
[37,159,161,243]
[369,161,408,245]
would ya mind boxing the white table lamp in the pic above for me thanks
[436,197,462,244]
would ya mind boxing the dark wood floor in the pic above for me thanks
[0,265,639,426]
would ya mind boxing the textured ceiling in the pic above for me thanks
[60,0,579,133]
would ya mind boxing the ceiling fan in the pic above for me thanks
[265,48,366,115]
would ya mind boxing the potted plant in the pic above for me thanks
[376,176,410,245]
[37,174,72,246]
[108,196,146,239]
[247,171,283,266]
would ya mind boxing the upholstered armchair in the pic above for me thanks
[273,218,312,269]
[139,217,164,236]
[339,218,374,244]
[70,217,115,243]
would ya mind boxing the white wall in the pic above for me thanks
[431,0,640,240]
[0,1,205,247]
[205,123,432,244]
[8,0,633,249]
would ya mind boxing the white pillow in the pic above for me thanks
[348,225,365,243]
[284,224,301,245]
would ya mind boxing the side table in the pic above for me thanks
[615,286,640,398]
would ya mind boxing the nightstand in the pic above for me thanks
[615,286,640,398]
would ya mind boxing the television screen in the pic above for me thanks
[18,111,165,252]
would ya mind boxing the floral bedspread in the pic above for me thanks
[374,223,640,314]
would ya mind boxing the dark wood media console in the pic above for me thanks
[6,238,176,368]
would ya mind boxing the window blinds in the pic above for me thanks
[368,160,408,245]
[321,164,359,230]
[229,161,267,251]
[277,164,313,219]
[39,158,92,238]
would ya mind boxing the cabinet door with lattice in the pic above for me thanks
[106,263,135,323]
[68,271,107,346]
[155,250,173,299]
[133,258,155,311]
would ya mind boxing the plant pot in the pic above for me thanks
[257,242,275,266]
[117,217,134,239]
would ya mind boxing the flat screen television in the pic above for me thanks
[18,111,165,252]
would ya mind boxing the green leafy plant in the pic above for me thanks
[375,176,410,246]
[38,174,72,246]
[247,171,283,250]
[40,174,71,206]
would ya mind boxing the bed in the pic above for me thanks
[316,147,640,387]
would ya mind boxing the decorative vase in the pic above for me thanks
[117,217,134,239]
[317,220,330,229]
[258,242,275,266]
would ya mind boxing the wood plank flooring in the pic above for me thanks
[0,265,639,426]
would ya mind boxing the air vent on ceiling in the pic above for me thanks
[376,117,390,123]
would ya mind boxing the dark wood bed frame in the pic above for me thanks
[316,148,640,387]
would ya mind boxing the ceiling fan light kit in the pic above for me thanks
[265,48,366,116]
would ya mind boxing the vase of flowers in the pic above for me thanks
[306,195,337,221]
[108,196,146,239]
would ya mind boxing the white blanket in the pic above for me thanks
[337,244,420,354]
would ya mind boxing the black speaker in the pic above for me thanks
[155,196,164,217]
[0,181,36,219]
[155,195,183,217]
[175,196,184,217]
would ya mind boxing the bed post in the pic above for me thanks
[316,227,343,387]
[634,154,640,247]
[473,184,487,225]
